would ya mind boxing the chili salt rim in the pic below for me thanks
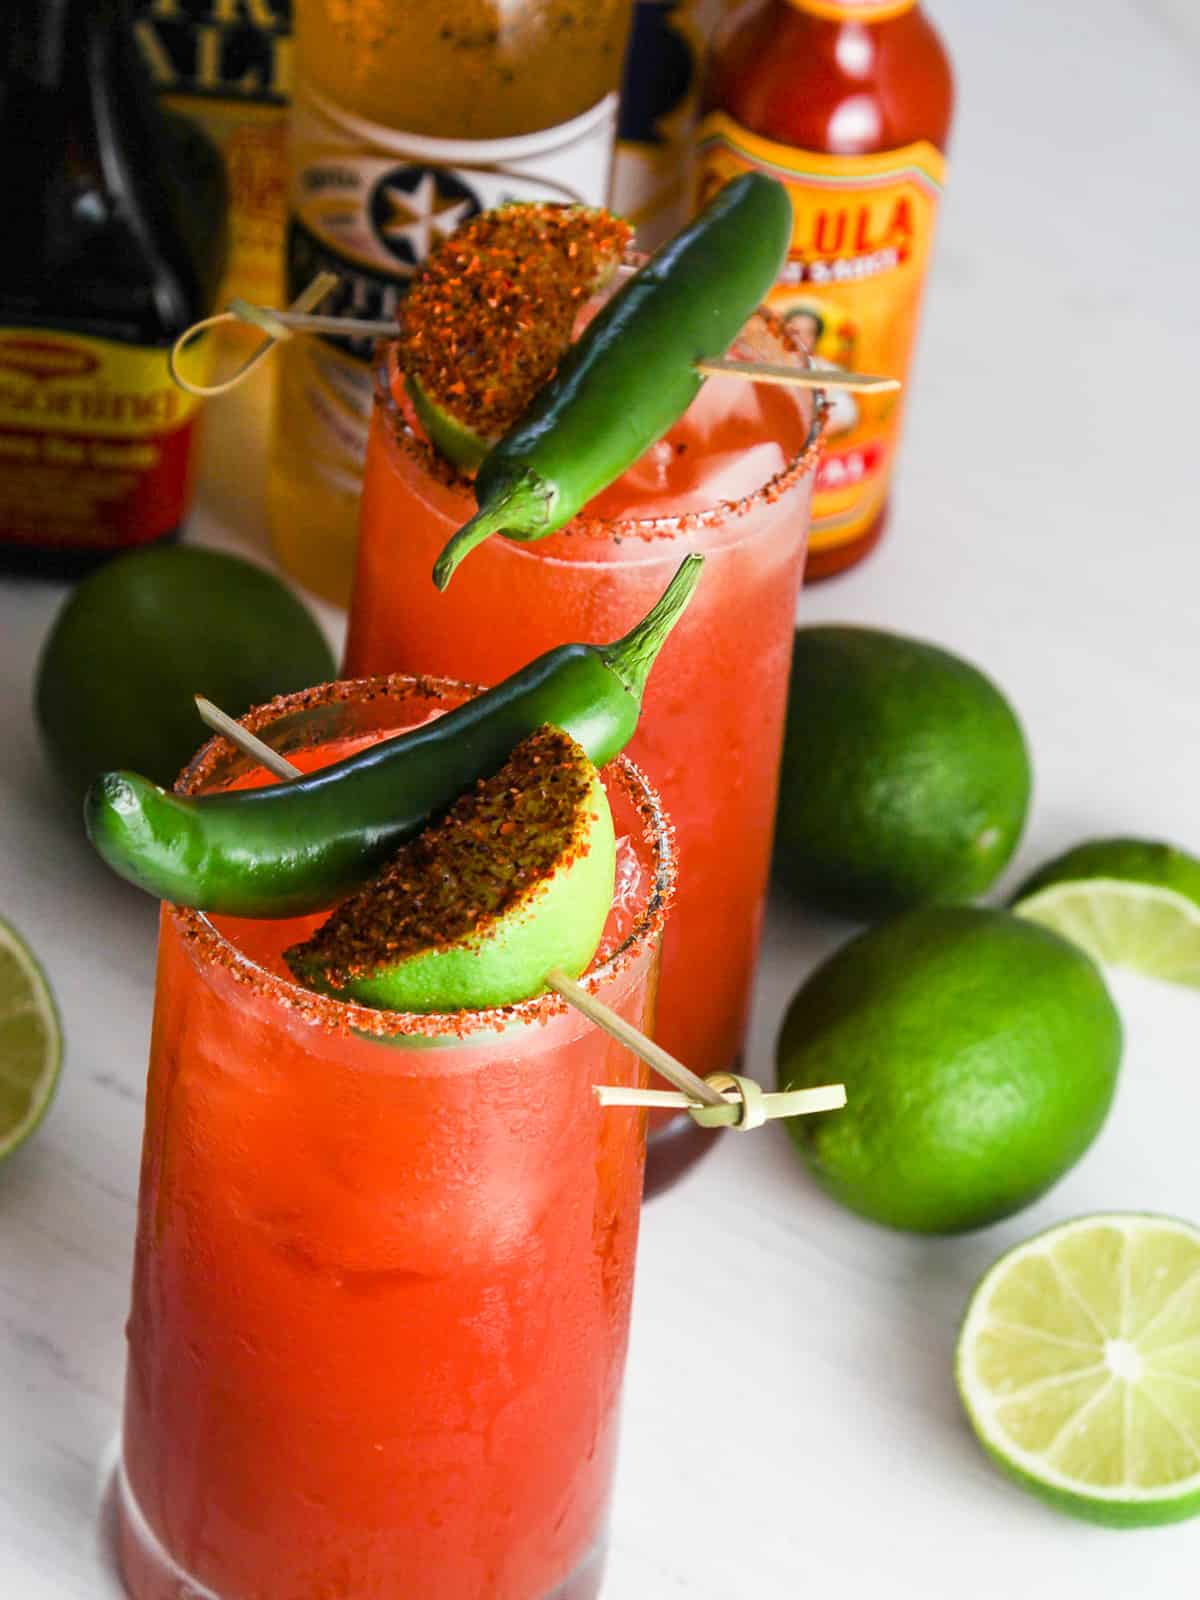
[373,301,826,543]
[168,674,676,1043]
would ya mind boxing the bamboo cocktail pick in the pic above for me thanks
[193,696,845,1132]
[193,696,300,781]
[694,354,899,394]
[544,969,846,1129]
[169,282,899,400]
[168,274,341,398]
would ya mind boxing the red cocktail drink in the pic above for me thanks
[345,317,819,1186]
[115,677,673,1600]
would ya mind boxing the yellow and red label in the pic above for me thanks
[0,331,207,552]
[692,117,945,554]
[165,97,288,305]
[785,0,917,21]
[134,1,292,305]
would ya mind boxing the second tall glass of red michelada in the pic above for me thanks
[345,197,821,1190]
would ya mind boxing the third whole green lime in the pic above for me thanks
[36,546,335,800]
[776,906,1122,1233]
[774,626,1032,916]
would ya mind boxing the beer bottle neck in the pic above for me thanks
[4,0,132,89]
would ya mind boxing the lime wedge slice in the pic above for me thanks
[286,726,616,1012]
[406,372,493,471]
[0,916,62,1159]
[1015,879,1200,988]
[957,1214,1200,1527]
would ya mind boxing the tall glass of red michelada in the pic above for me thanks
[114,675,673,1600]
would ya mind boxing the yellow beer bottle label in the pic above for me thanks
[0,331,208,551]
[693,113,945,554]
[134,1,292,306]
[784,1,917,20]
[283,86,621,494]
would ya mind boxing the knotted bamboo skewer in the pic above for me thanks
[170,277,899,401]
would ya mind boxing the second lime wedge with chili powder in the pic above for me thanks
[397,203,633,470]
[285,726,616,1012]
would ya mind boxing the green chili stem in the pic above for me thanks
[602,554,703,701]
[433,473,551,590]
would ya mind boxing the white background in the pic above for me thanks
[2,1,1198,1594]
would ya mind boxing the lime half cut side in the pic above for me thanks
[1015,880,1200,989]
[957,1214,1200,1527]
[0,916,62,1159]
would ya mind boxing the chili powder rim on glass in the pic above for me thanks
[375,297,826,545]
[168,673,676,1044]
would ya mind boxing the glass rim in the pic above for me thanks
[372,301,826,542]
[168,674,676,1045]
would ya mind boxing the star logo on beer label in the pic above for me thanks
[369,167,481,269]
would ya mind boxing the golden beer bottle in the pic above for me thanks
[269,0,635,606]
[133,0,292,306]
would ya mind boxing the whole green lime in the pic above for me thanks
[35,546,335,800]
[776,906,1122,1233]
[774,627,1032,916]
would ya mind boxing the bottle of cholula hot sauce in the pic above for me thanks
[692,0,953,579]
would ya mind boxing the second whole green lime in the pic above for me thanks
[35,545,335,802]
[774,626,1032,917]
[776,906,1122,1233]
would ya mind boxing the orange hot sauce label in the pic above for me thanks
[0,331,207,552]
[693,114,946,554]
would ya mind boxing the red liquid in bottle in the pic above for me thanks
[694,0,953,578]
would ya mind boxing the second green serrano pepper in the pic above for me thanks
[86,555,702,918]
[432,173,792,589]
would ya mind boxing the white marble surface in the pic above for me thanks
[2,1,1199,1594]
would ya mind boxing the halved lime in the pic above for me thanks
[957,1214,1200,1526]
[1015,880,1200,988]
[0,916,62,1159]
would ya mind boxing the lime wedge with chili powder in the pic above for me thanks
[1013,838,1200,987]
[0,916,62,1160]
[957,1214,1200,1526]
[406,375,496,471]
[285,726,616,1012]
[396,202,633,469]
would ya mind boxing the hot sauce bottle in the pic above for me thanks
[692,0,953,578]
[0,0,228,578]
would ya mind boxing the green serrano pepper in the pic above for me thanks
[86,554,702,918]
[432,172,792,589]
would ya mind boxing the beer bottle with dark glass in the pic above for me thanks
[0,0,228,577]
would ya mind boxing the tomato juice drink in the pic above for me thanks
[114,677,673,1600]
[345,316,819,1185]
